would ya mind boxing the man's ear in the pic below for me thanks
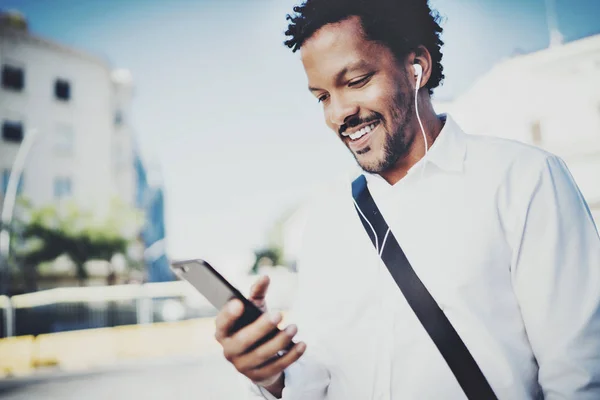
[409,46,433,89]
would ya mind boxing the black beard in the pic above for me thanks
[353,89,414,174]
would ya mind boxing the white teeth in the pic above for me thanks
[349,128,367,140]
[346,122,378,140]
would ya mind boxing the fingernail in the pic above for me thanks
[268,311,281,324]
[284,325,297,336]
[296,342,306,353]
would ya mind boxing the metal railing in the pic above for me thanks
[0,271,298,338]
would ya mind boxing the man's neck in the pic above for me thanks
[379,110,444,185]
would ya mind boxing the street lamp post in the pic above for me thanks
[544,0,563,47]
[0,128,39,296]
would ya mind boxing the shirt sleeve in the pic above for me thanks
[511,155,600,399]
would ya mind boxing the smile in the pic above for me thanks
[343,121,380,141]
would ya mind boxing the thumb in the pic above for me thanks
[249,275,270,311]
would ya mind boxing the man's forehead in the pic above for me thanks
[300,23,388,73]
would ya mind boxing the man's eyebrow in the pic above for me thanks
[308,60,371,92]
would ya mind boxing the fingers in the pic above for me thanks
[244,342,307,384]
[223,310,283,357]
[249,276,270,310]
[214,289,305,386]
[235,324,298,371]
[216,275,270,343]
[214,299,244,342]
[250,275,270,299]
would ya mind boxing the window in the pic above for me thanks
[53,177,72,198]
[2,169,24,195]
[531,120,542,146]
[2,120,24,143]
[114,110,124,126]
[55,79,71,101]
[1,64,24,91]
[55,124,74,155]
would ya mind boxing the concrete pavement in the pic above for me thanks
[0,354,250,400]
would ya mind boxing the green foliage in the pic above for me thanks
[249,202,304,275]
[250,247,283,274]
[19,221,129,281]
[13,198,143,286]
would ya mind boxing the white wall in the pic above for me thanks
[0,28,136,218]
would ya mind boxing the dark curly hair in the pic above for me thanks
[284,0,445,95]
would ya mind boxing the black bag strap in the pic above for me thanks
[351,174,497,400]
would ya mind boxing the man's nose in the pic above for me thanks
[328,95,359,129]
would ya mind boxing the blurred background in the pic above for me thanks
[0,0,598,398]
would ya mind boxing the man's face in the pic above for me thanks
[301,16,416,173]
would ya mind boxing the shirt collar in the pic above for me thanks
[361,113,467,187]
[424,113,467,174]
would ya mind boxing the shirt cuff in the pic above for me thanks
[245,352,330,399]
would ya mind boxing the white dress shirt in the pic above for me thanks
[249,114,600,399]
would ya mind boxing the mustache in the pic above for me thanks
[339,114,382,135]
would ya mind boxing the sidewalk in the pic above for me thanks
[0,353,248,400]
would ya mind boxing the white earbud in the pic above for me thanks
[413,63,423,79]
[413,63,428,156]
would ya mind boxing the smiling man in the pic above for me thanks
[213,1,600,399]
[301,14,440,182]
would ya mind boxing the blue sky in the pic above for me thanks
[3,0,600,269]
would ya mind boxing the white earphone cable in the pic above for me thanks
[353,197,380,254]
[414,71,428,156]
[379,227,391,257]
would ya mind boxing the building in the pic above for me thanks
[0,11,135,216]
[0,10,172,285]
[434,33,600,227]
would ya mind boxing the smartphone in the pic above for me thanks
[171,258,294,352]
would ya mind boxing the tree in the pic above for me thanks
[253,202,302,274]
[13,199,143,291]
[250,246,283,274]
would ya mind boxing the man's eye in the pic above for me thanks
[348,74,373,88]
[318,94,329,103]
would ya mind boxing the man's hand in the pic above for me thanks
[215,276,306,397]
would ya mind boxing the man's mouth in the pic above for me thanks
[342,120,380,151]
[343,120,380,141]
